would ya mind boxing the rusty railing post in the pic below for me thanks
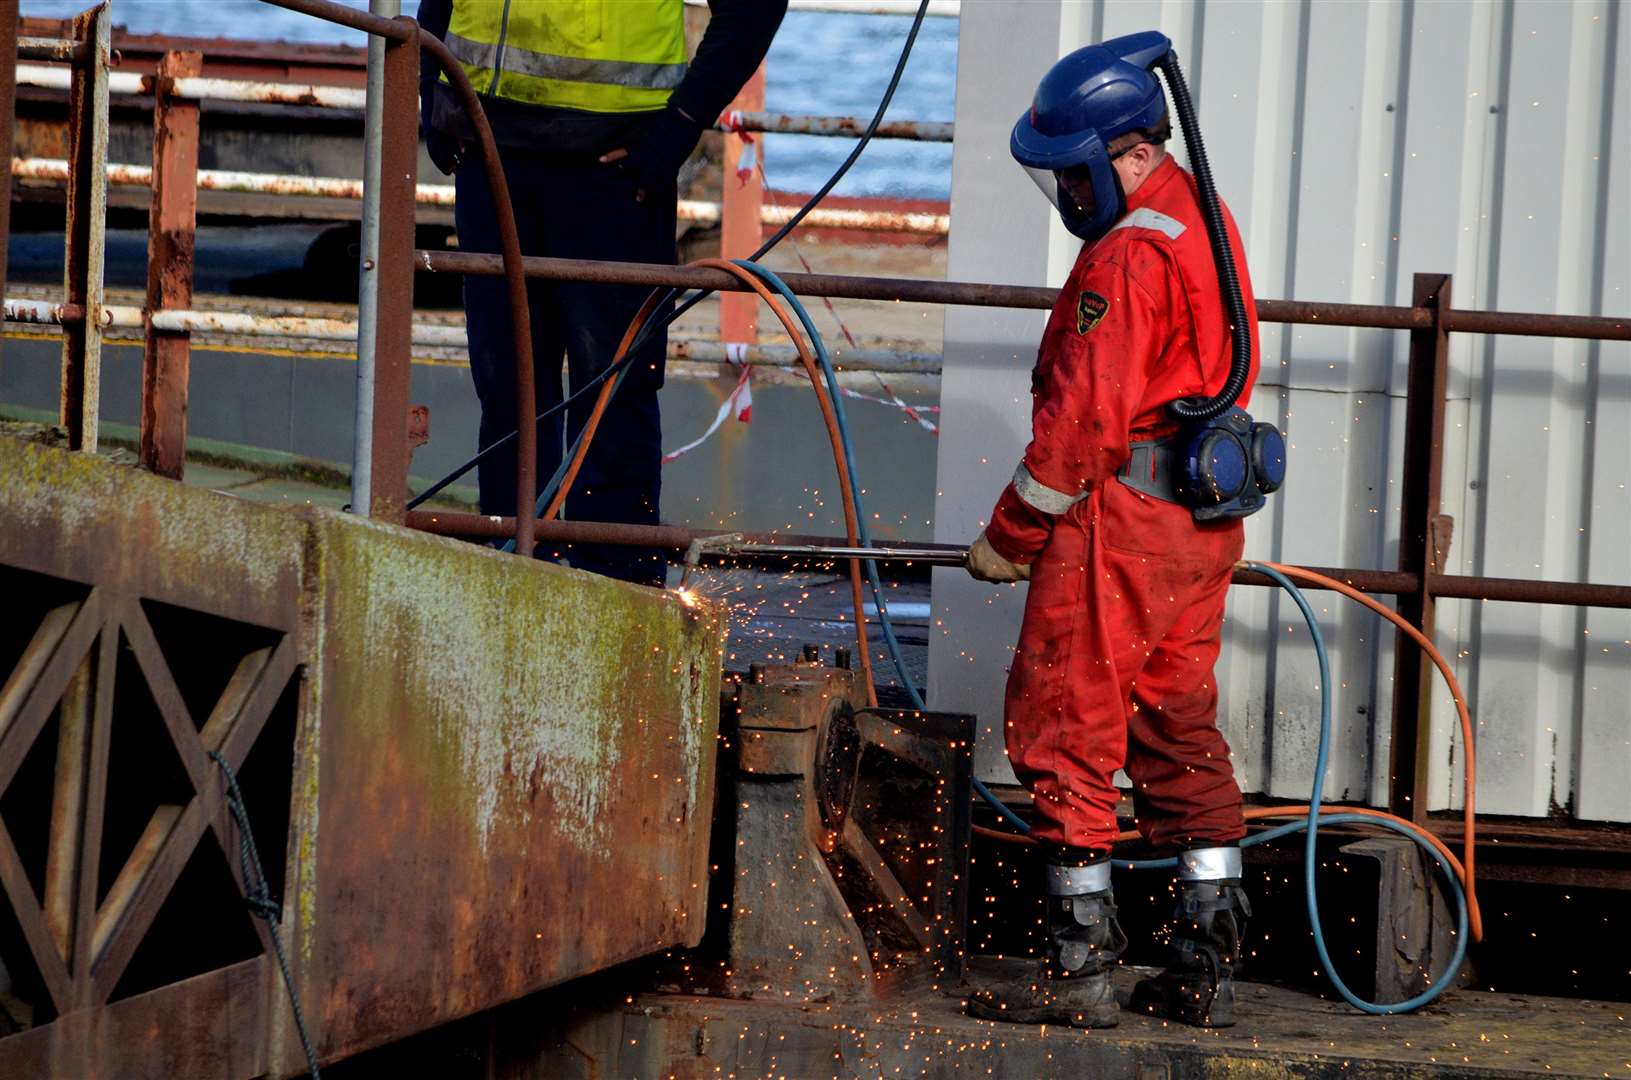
[138,50,202,478]
[0,0,19,331]
[719,62,764,345]
[1389,272,1452,822]
[60,1,109,452]
[365,18,419,523]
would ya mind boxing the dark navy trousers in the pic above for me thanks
[454,151,673,586]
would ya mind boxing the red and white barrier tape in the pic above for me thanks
[662,346,753,464]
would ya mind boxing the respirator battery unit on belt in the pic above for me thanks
[1174,408,1286,521]
[1119,410,1285,521]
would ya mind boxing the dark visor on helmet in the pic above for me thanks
[1056,164,1098,217]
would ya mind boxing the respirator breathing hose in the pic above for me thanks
[1158,53,1251,422]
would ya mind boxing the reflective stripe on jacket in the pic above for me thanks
[444,0,687,114]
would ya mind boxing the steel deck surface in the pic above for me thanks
[540,963,1629,1079]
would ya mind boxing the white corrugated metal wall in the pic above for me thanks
[930,0,1630,822]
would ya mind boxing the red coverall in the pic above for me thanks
[984,156,1261,853]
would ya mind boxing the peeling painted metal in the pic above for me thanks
[12,158,952,233]
[723,109,953,142]
[15,64,367,109]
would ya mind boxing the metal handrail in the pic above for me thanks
[415,251,1631,342]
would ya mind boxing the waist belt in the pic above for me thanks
[1116,438,1181,502]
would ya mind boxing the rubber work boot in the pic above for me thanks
[1130,845,1252,1027]
[968,856,1127,1028]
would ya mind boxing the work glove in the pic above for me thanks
[426,129,463,176]
[966,531,1030,584]
[598,104,704,203]
[421,78,462,176]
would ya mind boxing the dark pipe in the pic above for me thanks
[1158,52,1252,422]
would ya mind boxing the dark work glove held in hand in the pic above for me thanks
[606,105,704,202]
[420,79,461,176]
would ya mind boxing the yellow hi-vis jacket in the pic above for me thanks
[443,0,688,115]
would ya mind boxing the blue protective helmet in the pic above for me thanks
[1011,31,1173,242]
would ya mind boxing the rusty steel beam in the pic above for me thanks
[15,156,453,200]
[4,298,86,324]
[258,0,414,43]
[17,35,89,64]
[19,63,366,106]
[363,26,418,524]
[403,512,1410,591]
[1444,307,1631,341]
[404,512,1631,610]
[1390,274,1451,824]
[43,650,94,960]
[16,157,952,234]
[723,108,953,142]
[1428,573,1631,608]
[138,50,202,480]
[58,2,108,453]
[0,2,17,327]
[96,26,365,84]
[0,957,271,1079]
[415,251,1629,340]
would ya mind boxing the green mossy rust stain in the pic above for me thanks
[0,436,305,616]
[309,510,722,858]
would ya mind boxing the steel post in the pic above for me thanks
[364,18,417,523]
[413,27,537,556]
[720,63,765,344]
[0,0,18,343]
[1389,273,1452,823]
[351,0,399,517]
[59,2,109,452]
[138,50,202,479]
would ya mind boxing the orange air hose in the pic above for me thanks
[1259,560,1482,940]
[541,289,663,523]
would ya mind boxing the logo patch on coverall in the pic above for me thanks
[1076,291,1109,334]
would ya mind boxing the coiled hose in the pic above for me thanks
[1156,53,1252,422]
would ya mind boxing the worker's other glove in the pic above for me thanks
[420,79,462,176]
[967,531,1030,584]
[599,104,704,203]
[426,129,463,176]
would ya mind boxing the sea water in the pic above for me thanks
[16,1,959,198]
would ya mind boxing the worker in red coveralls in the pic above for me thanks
[964,34,1259,1030]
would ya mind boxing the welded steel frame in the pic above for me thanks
[0,459,305,1077]
[137,48,201,479]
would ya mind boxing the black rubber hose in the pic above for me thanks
[1159,53,1252,421]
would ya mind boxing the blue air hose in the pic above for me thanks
[1088,562,1470,1012]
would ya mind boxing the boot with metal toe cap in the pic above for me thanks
[967,854,1127,1029]
[1130,844,1252,1027]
